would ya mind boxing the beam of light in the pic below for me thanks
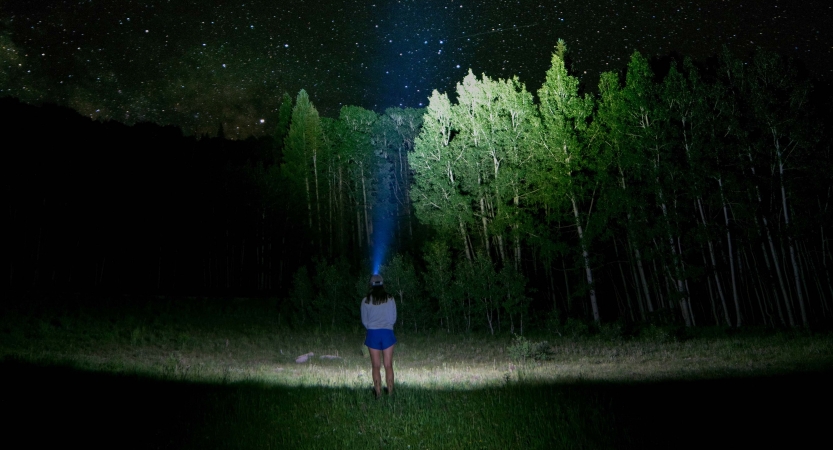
[371,200,394,276]
[370,151,397,275]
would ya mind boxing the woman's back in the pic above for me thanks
[361,297,396,330]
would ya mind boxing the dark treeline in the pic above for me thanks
[3,95,424,301]
[4,44,832,332]
[4,98,285,296]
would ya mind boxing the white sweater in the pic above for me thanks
[361,297,397,330]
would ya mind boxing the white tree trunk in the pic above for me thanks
[697,198,731,326]
[775,133,808,327]
[571,196,599,322]
[747,150,795,326]
[718,178,742,327]
[305,176,313,244]
[459,219,472,261]
[655,177,691,327]
[361,165,371,247]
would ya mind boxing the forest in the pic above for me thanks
[6,43,832,332]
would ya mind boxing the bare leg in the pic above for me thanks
[383,344,395,395]
[368,347,382,398]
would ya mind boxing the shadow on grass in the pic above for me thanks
[2,356,830,449]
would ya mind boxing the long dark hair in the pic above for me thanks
[365,285,392,305]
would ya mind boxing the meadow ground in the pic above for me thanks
[2,295,832,449]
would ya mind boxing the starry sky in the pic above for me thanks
[1,0,830,139]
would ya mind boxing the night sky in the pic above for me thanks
[1,0,830,139]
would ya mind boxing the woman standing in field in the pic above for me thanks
[361,274,397,398]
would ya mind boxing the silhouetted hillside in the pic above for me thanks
[3,97,285,298]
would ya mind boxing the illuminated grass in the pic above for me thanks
[3,312,831,387]
[2,298,832,448]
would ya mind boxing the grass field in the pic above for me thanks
[2,295,832,448]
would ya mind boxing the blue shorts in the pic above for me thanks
[364,329,397,350]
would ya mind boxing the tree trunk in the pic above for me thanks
[705,269,720,325]
[821,193,833,304]
[484,299,494,335]
[775,134,808,327]
[631,238,654,313]
[313,151,322,250]
[361,166,372,247]
[305,176,314,245]
[571,196,599,322]
[677,236,695,326]
[338,166,345,254]
[655,180,690,327]
[650,249,666,310]
[697,198,731,326]
[797,241,818,319]
[757,240,786,326]
[744,247,770,326]
[480,197,490,257]
[718,178,742,327]
[629,241,647,320]
[615,238,636,322]
[459,219,472,261]
[328,167,334,258]
[513,193,521,271]
[562,257,572,313]
[356,208,363,249]
[748,149,795,326]
[496,234,507,266]
[620,174,653,314]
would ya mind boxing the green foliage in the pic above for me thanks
[544,309,563,336]
[498,265,530,333]
[130,326,145,346]
[507,333,553,363]
[381,253,430,333]
[285,260,359,330]
[422,240,457,332]
[597,320,631,343]
[411,71,540,267]
[337,105,381,254]
[409,90,461,237]
[312,258,355,329]
[563,317,591,339]
[281,89,325,249]
[536,45,605,322]
[286,266,314,326]
[554,38,568,62]
[637,324,677,343]
[454,254,499,333]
